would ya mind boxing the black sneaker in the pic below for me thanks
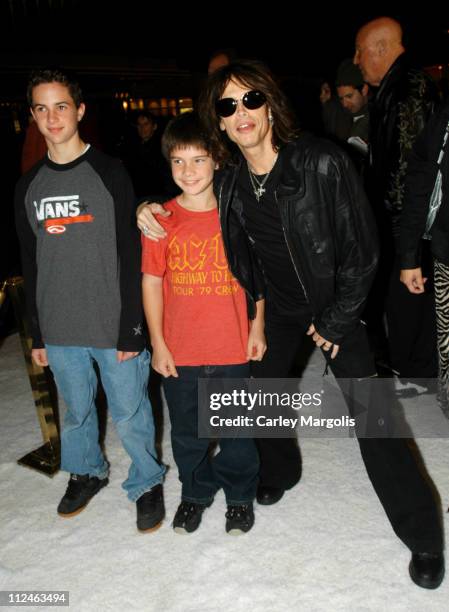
[57,473,108,517]
[225,503,254,535]
[136,484,165,532]
[172,501,210,534]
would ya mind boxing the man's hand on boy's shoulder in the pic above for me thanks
[137,202,171,242]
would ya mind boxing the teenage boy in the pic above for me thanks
[141,112,266,535]
[15,69,165,532]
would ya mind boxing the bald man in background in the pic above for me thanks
[354,17,439,385]
[354,17,444,590]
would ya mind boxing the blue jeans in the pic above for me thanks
[163,363,259,505]
[45,346,165,502]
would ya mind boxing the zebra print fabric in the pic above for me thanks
[434,259,449,417]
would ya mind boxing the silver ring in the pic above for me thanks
[142,225,149,235]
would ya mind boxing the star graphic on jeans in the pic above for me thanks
[79,202,89,213]
[133,323,143,336]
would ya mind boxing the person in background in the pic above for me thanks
[21,118,47,174]
[336,58,370,144]
[400,100,449,418]
[354,16,440,381]
[320,78,352,142]
[121,110,176,199]
[208,48,237,75]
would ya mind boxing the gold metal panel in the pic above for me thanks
[4,277,60,476]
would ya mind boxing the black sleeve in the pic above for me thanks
[385,71,438,215]
[14,168,44,348]
[111,161,146,352]
[400,109,446,269]
[314,151,379,344]
[87,150,146,351]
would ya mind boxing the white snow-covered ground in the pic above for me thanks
[0,332,448,612]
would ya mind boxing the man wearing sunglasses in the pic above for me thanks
[137,60,444,588]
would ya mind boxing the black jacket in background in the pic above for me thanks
[368,53,439,238]
[215,134,379,345]
[400,101,449,268]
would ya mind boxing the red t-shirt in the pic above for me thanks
[141,199,249,366]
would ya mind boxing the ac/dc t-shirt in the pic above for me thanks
[141,199,249,366]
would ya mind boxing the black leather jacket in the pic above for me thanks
[368,53,439,237]
[214,134,379,345]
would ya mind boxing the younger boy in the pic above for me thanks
[15,69,165,532]
[142,112,265,534]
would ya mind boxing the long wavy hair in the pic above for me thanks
[198,59,298,165]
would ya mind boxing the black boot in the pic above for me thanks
[409,552,445,589]
[256,485,284,505]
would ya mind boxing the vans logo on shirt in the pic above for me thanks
[46,225,67,234]
[33,195,94,235]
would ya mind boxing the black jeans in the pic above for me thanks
[386,253,438,379]
[365,237,437,378]
[251,309,443,553]
[163,363,259,505]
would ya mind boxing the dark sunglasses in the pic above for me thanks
[215,90,267,117]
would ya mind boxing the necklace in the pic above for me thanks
[247,154,278,202]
